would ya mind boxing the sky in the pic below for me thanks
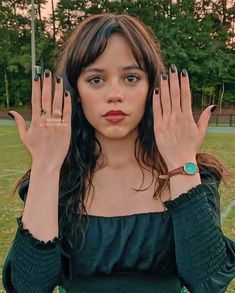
[41,0,234,17]
[42,0,59,18]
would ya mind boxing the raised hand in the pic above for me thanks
[8,69,72,168]
[153,65,217,171]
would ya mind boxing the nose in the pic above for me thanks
[105,81,124,103]
[107,94,124,103]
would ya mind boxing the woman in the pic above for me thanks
[3,13,235,293]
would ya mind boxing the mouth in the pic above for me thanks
[103,110,127,117]
[103,110,127,123]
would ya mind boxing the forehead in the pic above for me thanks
[83,35,141,71]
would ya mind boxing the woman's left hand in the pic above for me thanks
[153,65,217,171]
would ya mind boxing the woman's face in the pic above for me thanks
[77,34,149,140]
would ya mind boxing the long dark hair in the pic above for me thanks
[14,13,231,248]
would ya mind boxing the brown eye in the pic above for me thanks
[126,75,140,83]
[88,77,104,85]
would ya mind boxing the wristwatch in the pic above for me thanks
[159,162,199,180]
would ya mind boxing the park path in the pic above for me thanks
[1,119,235,132]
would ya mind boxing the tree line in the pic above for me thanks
[0,0,234,110]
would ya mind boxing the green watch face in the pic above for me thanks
[184,162,198,175]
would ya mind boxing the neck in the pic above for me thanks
[95,129,139,170]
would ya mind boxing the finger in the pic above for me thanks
[31,74,41,124]
[160,73,171,119]
[52,76,64,121]
[41,69,52,118]
[169,64,181,113]
[180,69,192,116]
[8,111,28,141]
[197,105,217,134]
[62,90,72,126]
[153,88,162,126]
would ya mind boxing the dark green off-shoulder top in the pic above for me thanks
[2,167,235,292]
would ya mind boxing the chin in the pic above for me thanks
[96,128,134,140]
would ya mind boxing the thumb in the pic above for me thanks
[197,105,217,134]
[8,111,28,140]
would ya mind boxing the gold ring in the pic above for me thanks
[52,109,62,118]
[40,108,47,115]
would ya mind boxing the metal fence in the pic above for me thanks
[194,114,235,127]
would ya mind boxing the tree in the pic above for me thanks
[0,0,31,107]
[1,0,234,108]
[0,0,57,108]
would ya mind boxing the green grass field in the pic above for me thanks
[0,125,235,292]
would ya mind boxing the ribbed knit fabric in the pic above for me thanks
[3,216,62,293]
[164,185,229,291]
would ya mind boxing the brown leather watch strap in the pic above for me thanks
[159,163,199,180]
[159,166,185,179]
[168,166,185,178]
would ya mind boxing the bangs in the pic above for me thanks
[58,14,164,95]
[66,17,154,88]
[77,17,123,69]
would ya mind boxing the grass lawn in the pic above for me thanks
[0,125,235,292]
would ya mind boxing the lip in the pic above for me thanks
[104,115,126,123]
[103,110,127,123]
[104,110,127,117]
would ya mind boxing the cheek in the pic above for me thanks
[79,97,100,127]
[137,91,149,119]
[137,79,149,96]
[77,83,94,115]
[135,85,149,108]
[80,100,96,121]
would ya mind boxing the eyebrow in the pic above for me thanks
[82,65,144,74]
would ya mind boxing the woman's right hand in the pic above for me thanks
[8,69,72,168]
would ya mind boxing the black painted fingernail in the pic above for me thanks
[170,64,177,73]
[56,76,61,83]
[64,90,69,97]
[162,73,168,80]
[154,88,159,95]
[8,112,14,120]
[182,69,187,77]
[44,69,50,78]
[210,105,217,113]
[34,74,39,81]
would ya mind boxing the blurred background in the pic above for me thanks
[0,1,235,292]
[0,0,234,114]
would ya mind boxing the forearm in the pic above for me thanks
[163,166,235,293]
[2,215,62,293]
[22,160,61,242]
[3,165,63,293]
[164,184,227,290]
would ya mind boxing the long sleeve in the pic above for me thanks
[2,179,72,293]
[2,218,61,293]
[163,166,235,292]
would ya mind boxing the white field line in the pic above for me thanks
[5,169,26,172]
[221,199,235,223]
[0,171,25,178]
[0,144,21,148]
